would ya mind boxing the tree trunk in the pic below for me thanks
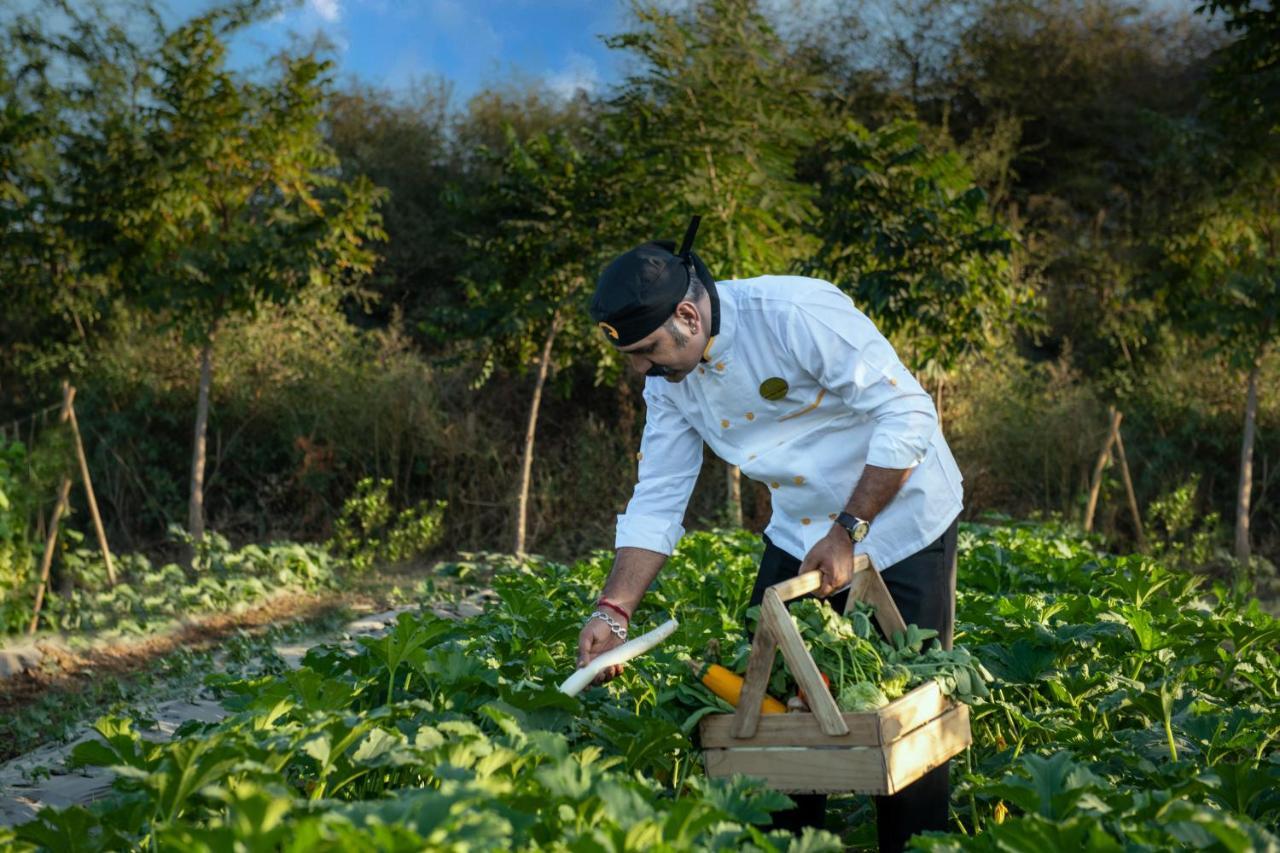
[515,317,559,556]
[726,464,743,528]
[1084,407,1122,533]
[188,335,215,547]
[936,377,945,433]
[1235,358,1261,563]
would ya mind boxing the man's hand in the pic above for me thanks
[800,525,856,598]
[577,615,628,685]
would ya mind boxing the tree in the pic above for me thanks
[1164,160,1278,563]
[1198,0,1279,140]
[0,2,143,400]
[606,0,825,526]
[63,5,385,545]
[809,0,1220,382]
[806,119,1030,422]
[325,79,468,339]
[457,127,626,555]
[1162,0,1280,564]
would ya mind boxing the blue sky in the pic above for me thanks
[164,0,1199,106]
[170,0,633,103]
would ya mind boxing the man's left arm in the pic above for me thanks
[778,289,940,597]
[804,464,910,596]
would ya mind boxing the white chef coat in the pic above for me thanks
[615,274,964,571]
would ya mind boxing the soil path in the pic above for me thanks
[0,590,495,827]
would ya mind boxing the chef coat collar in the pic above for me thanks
[700,280,734,365]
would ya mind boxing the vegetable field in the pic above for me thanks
[3,523,1277,851]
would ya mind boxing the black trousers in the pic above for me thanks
[746,519,959,852]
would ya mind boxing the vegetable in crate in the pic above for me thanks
[796,599,990,705]
[685,659,787,714]
[701,599,990,715]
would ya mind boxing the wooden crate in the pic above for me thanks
[696,560,972,795]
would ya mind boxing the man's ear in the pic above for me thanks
[675,300,700,332]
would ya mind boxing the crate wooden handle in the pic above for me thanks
[731,555,909,739]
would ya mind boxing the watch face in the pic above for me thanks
[851,520,870,542]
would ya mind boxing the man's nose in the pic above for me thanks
[626,354,650,374]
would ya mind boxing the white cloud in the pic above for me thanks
[547,51,601,99]
[308,0,342,23]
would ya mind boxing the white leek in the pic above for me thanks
[558,618,679,696]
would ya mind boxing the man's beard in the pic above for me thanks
[646,318,689,378]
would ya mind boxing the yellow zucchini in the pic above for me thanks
[687,660,787,714]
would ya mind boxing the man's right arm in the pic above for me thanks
[576,546,668,681]
[576,382,702,681]
[599,546,668,617]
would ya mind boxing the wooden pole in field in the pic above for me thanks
[67,392,116,585]
[28,382,76,635]
[1084,407,1122,533]
[1113,426,1145,550]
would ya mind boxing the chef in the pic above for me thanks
[575,217,964,852]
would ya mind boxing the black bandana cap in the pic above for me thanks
[590,216,720,348]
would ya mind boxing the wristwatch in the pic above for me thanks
[834,512,871,544]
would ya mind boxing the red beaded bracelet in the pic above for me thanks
[596,597,631,622]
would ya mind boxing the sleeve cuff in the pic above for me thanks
[615,512,686,555]
[866,430,930,469]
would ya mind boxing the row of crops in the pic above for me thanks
[4,523,1278,851]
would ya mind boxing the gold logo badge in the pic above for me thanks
[759,377,789,401]
[598,322,619,340]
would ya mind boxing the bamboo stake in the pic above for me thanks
[1084,407,1122,533]
[1113,426,1145,550]
[29,383,76,635]
[67,393,116,585]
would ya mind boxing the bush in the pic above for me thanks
[327,477,445,573]
[0,430,79,633]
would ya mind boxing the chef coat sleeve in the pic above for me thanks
[780,288,938,469]
[614,380,704,554]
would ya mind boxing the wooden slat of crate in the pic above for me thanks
[701,704,971,795]
[699,681,950,749]
[885,703,970,794]
[702,743,893,795]
[702,708,882,748]
[879,680,950,742]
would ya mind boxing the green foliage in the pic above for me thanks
[607,0,822,280]
[16,530,337,636]
[0,428,79,633]
[1197,0,1280,139]
[807,119,1031,380]
[1145,475,1223,568]
[1162,155,1279,371]
[12,524,1279,849]
[6,0,1278,572]
[0,1,122,380]
[325,80,467,334]
[452,126,621,387]
[60,5,386,344]
[0,438,38,631]
[326,477,446,574]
